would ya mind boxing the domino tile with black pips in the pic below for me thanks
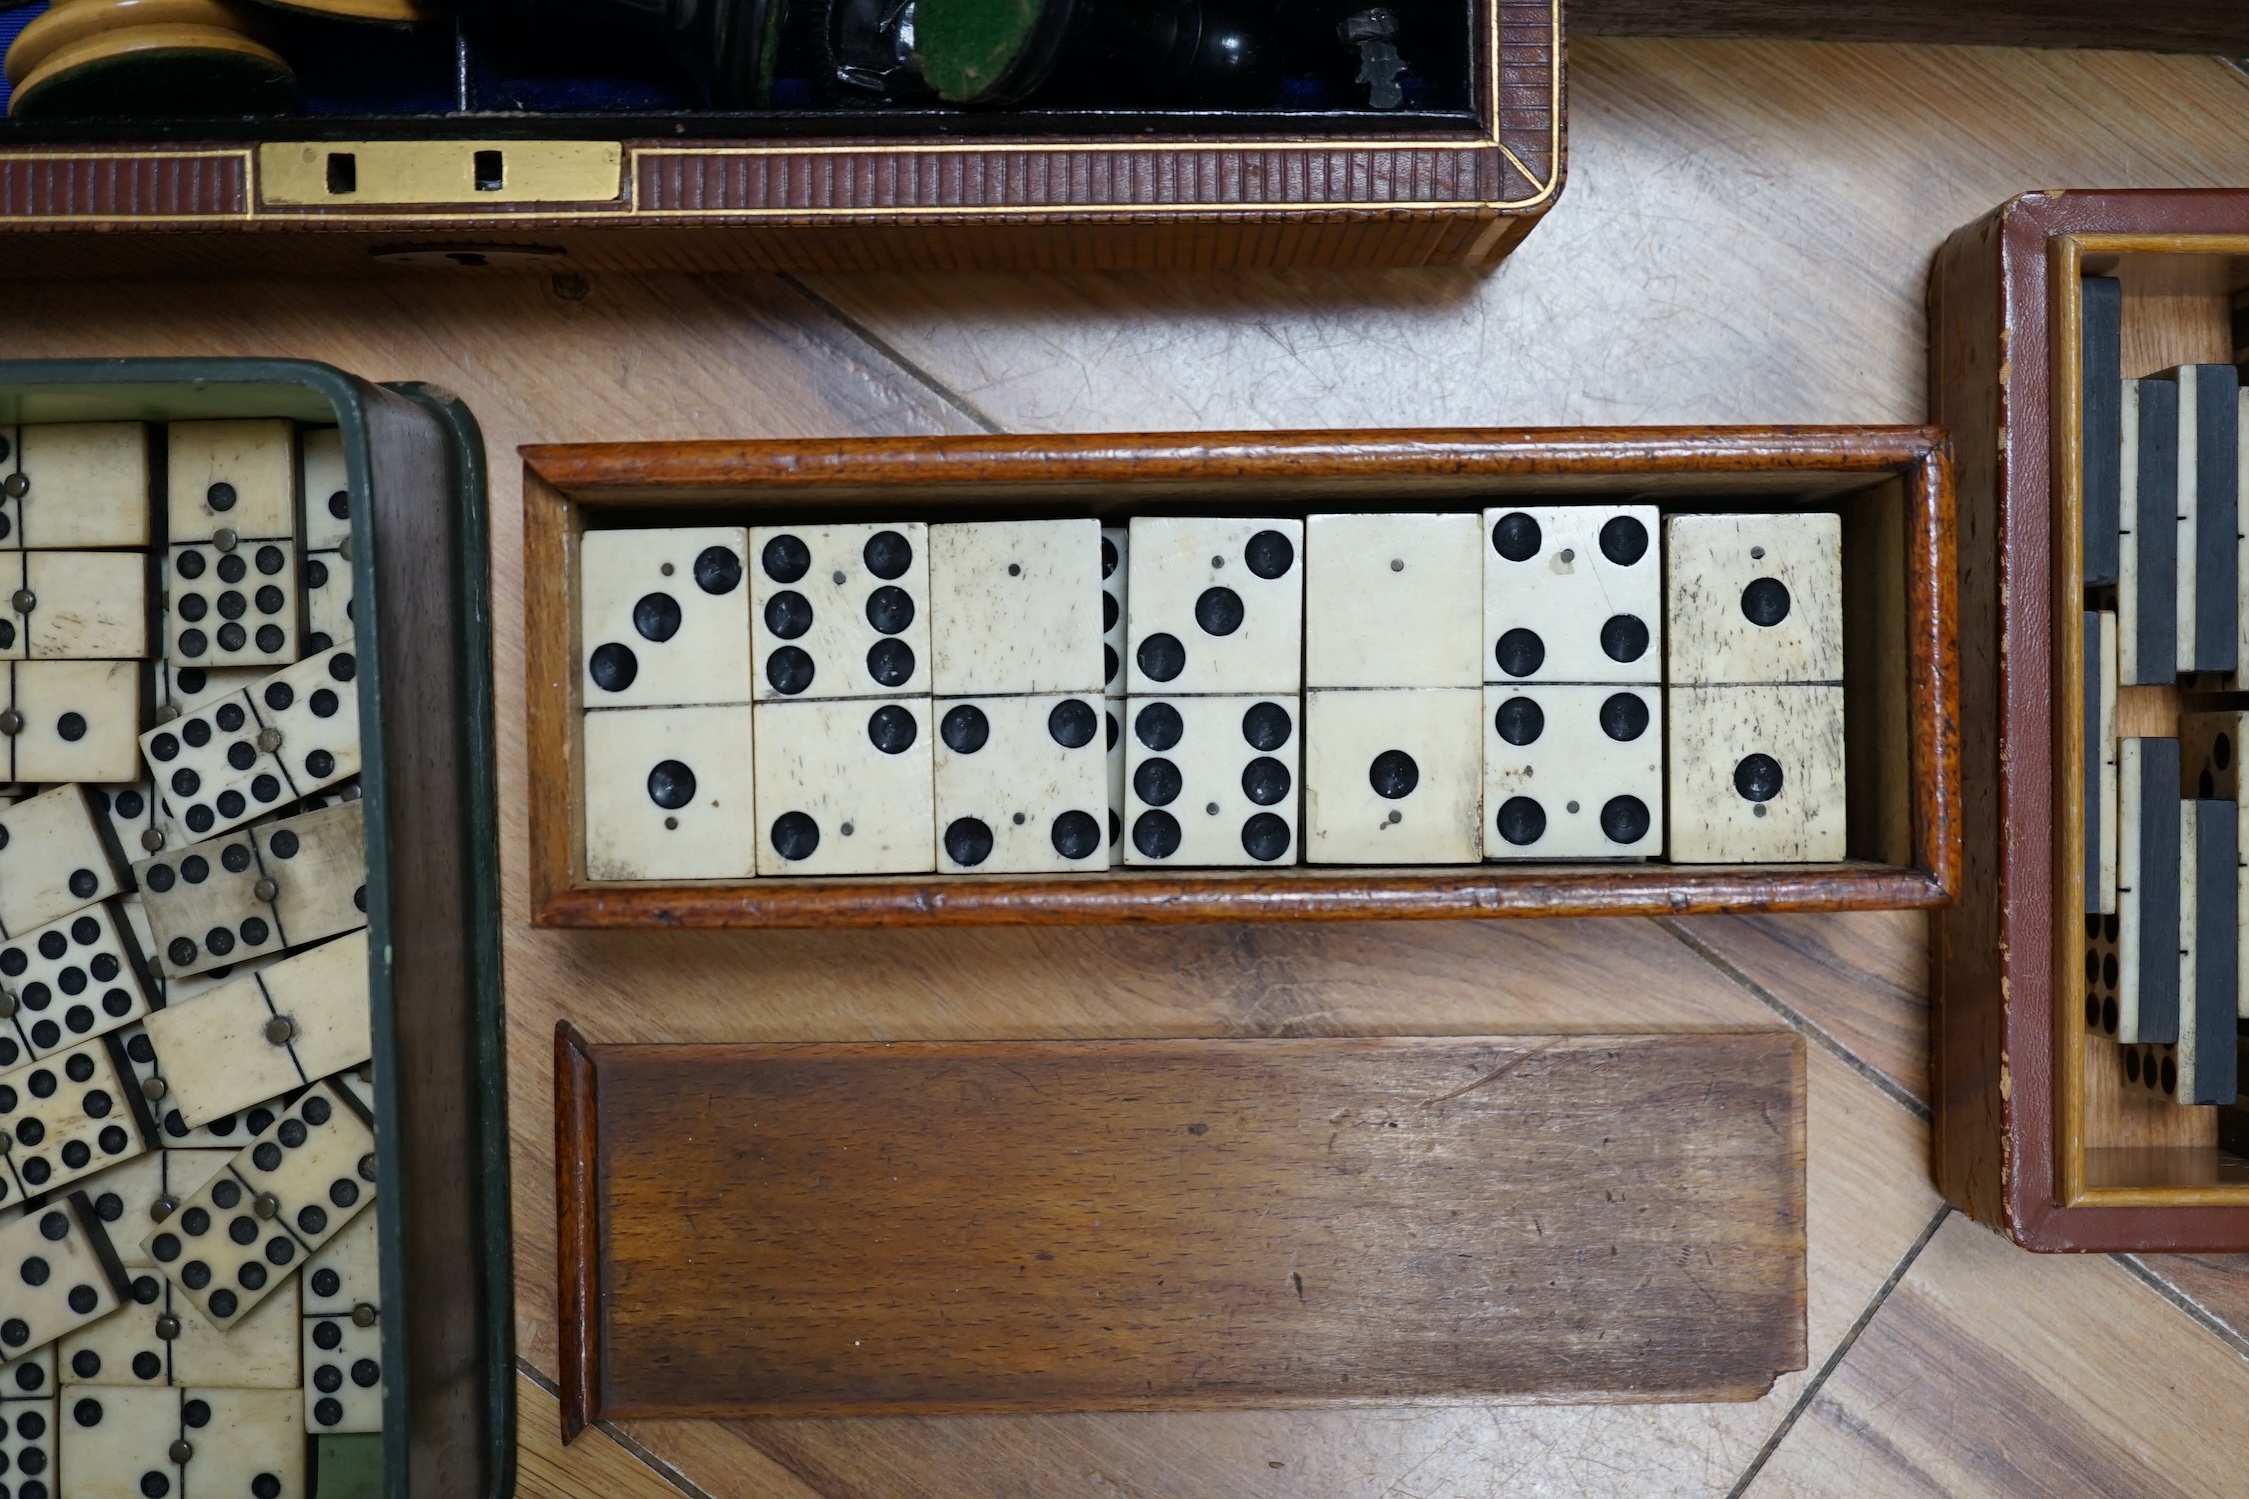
[166,420,299,670]
[132,800,366,980]
[301,1209,380,1434]
[0,786,133,942]
[1483,505,1660,688]
[139,931,369,1132]
[0,898,161,1064]
[751,697,934,877]
[932,694,1108,874]
[0,1344,56,1499]
[110,1023,303,1151]
[142,1078,376,1333]
[1481,684,1662,861]
[581,526,753,709]
[582,704,756,882]
[59,1385,304,1499]
[0,661,148,786]
[748,523,928,703]
[1302,687,1482,864]
[0,1035,158,1205]
[1122,695,1301,868]
[300,427,354,657]
[0,1192,132,1359]
[139,643,362,845]
[1123,517,1302,697]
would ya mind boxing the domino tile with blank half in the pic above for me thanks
[581,527,757,881]
[1,423,152,549]
[165,420,300,670]
[132,801,366,980]
[929,521,1106,874]
[139,931,369,1131]
[1664,512,1847,863]
[0,552,153,661]
[142,1078,376,1333]
[1302,513,1482,865]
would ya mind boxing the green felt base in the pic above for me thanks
[914,0,1048,103]
[12,45,297,119]
[314,1433,384,1499]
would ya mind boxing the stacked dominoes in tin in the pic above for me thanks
[578,507,1848,878]
[0,419,385,1499]
[2080,271,2248,1109]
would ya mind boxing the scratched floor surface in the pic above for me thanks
[14,34,2249,1499]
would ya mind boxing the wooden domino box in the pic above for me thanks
[524,426,1960,929]
[1930,190,2249,1251]
[0,360,514,1492]
[0,1,1558,277]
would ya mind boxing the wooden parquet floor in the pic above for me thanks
[12,34,2249,1499]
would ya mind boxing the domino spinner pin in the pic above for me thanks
[134,801,367,979]
[58,1150,301,1390]
[1,423,152,549]
[0,1035,159,1203]
[167,420,300,669]
[144,1077,376,1331]
[1124,518,1302,696]
[302,1209,381,1433]
[0,898,161,1063]
[0,1345,54,1499]
[92,786,164,865]
[1123,696,1299,866]
[301,427,355,655]
[140,932,368,1130]
[141,644,362,844]
[0,786,133,940]
[60,1386,304,1499]
[0,660,148,785]
[0,552,154,660]
[111,1024,301,1150]
[749,523,929,701]
[933,695,1108,873]
[1483,505,1660,687]
[0,1192,132,1357]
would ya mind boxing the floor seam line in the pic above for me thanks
[776,272,1008,435]
[1658,917,1931,1123]
[1722,1204,1950,1499]
[2114,1254,2249,1361]
[514,1356,724,1499]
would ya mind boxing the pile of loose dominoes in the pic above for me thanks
[578,507,1848,878]
[0,420,383,1499]
[2080,275,2249,1112]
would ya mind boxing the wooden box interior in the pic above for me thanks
[2052,239,2249,1208]
[523,428,1958,929]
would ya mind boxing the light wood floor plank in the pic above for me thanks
[1749,1215,2249,1499]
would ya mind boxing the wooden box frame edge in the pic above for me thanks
[521,426,1960,930]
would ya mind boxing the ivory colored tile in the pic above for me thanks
[11,660,146,785]
[165,420,294,542]
[748,522,930,702]
[1749,1215,2249,1499]
[1304,512,1482,688]
[1482,504,1661,686]
[0,551,152,660]
[752,696,934,876]
[579,527,753,709]
[8,422,152,549]
[1484,683,1663,860]
[1667,684,1846,863]
[167,538,299,667]
[299,427,352,553]
[582,704,756,882]
[0,784,128,940]
[1125,517,1303,697]
[1664,512,1844,687]
[1101,526,1127,699]
[932,694,1108,874]
[1122,694,1300,867]
[1302,687,1482,864]
[929,520,1104,696]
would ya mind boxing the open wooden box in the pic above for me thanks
[523,426,1959,929]
[1931,190,2249,1251]
[0,0,1557,276]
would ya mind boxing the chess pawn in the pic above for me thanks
[3,0,297,118]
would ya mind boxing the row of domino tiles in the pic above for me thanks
[2081,615,2246,1111]
[0,418,389,1497]
[577,509,1848,876]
